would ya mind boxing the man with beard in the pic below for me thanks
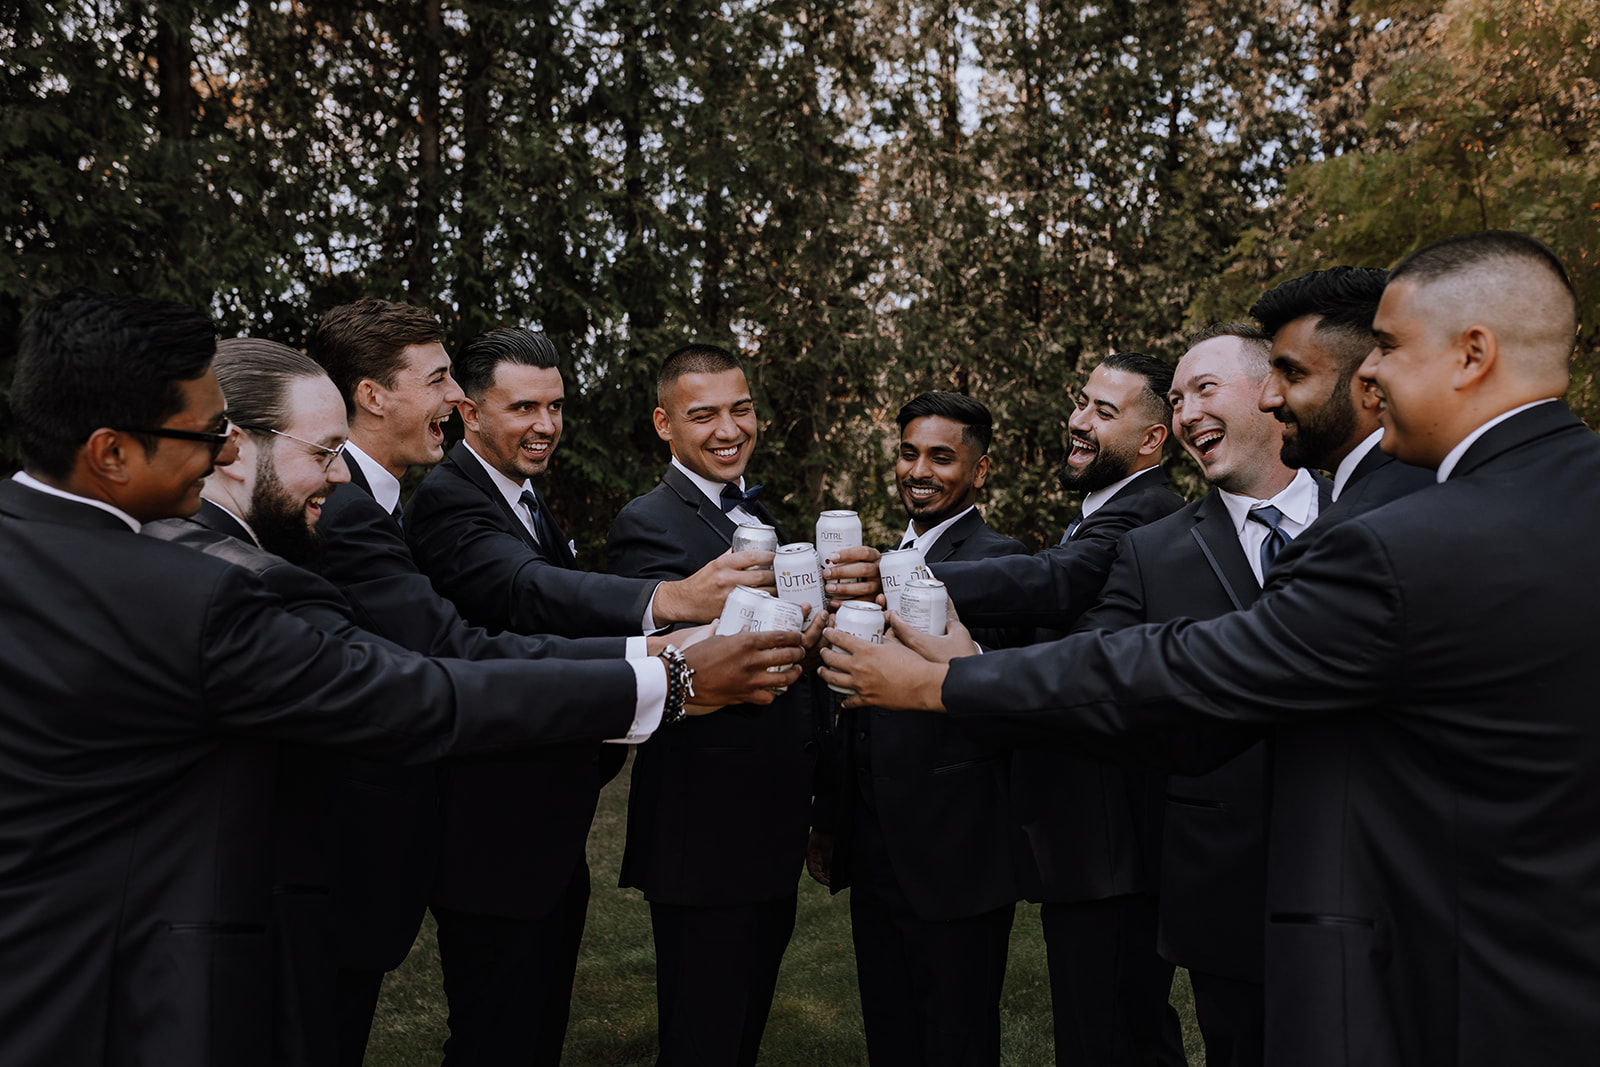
[808,392,1027,1067]
[1252,266,1433,519]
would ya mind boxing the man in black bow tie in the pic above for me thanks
[606,344,830,1067]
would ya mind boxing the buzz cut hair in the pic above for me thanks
[1390,230,1578,344]
[657,343,743,408]
[1186,322,1272,379]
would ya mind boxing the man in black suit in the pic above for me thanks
[1252,266,1434,523]
[402,328,775,1066]
[605,343,826,1067]
[0,290,801,1067]
[824,231,1600,1067]
[305,302,769,1064]
[1074,326,1324,1067]
[808,392,1027,1066]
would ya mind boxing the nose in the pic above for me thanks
[531,406,556,435]
[1259,370,1285,414]
[1067,403,1092,434]
[327,450,352,485]
[712,411,739,440]
[907,452,934,481]
[443,372,465,406]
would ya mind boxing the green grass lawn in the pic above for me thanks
[366,762,1206,1066]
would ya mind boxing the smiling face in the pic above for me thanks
[122,367,240,522]
[1060,363,1161,492]
[461,362,564,482]
[896,414,990,533]
[1361,279,1459,467]
[1259,314,1362,470]
[1170,336,1293,496]
[653,368,757,484]
[360,341,463,476]
[247,375,351,562]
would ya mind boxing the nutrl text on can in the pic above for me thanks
[715,585,779,636]
[878,545,933,614]
[775,542,825,621]
[815,509,863,560]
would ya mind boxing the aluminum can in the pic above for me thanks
[731,522,779,569]
[715,585,778,636]
[828,601,886,695]
[899,578,948,636]
[878,545,933,614]
[774,542,825,621]
[815,509,863,560]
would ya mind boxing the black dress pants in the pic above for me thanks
[433,862,592,1066]
[649,893,798,1067]
[1188,967,1264,1067]
[1041,895,1186,1067]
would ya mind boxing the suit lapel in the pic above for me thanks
[1190,491,1259,610]
[196,500,254,544]
[1452,401,1580,480]
[449,443,544,556]
[922,509,981,565]
[664,464,740,547]
[532,490,577,568]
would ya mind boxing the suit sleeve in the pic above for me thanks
[944,516,1404,748]
[405,472,657,638]
[199,566,639,760]
[606,500,704,583]
[1070,530,1149,634]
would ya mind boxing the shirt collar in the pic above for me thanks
[203,497,263,548]
[344,440,403,515]
[900,504,974,555]
[1434,398,1558,483]
[13,471,142,532]
[1218,466,1320,536]
[1080,464,1161,521]
[464,440,534,513]
[1331,428,1386,502]
[670,455,744,509]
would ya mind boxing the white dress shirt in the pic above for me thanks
[671,456,759,527]
[342,441,403,517]
[1331,428,1386,502]
[1080,465,1162,525]
[1219,467,1321,586]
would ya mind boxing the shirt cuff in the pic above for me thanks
[640,583,662,634]
[625,636,648,659]
[606,656,667,744]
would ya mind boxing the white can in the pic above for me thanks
[828,600,886,695]
[898,578,948,636]
[815,509,863,560]
[878,545,933,614]
[715,585,779,636]
[731,523,778,569]
[775,542,825,621]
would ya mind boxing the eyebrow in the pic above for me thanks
[685,397,751,416]
[1089,396,1120,414]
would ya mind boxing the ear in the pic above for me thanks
[81,428,136,486]
[652,406,672,444]
[353,378,385,419]
[1454,324,1497,391]
[457,395,482,434]
[1137,421,1168,457]
[971,453,991,491]
[211,434,255,487]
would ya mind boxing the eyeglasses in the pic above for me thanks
[115,420,236,459]
[240,424,347,474]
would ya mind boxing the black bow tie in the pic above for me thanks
[720,483,763,514]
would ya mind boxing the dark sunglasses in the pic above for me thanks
[115,420,236,459]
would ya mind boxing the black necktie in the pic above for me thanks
[518,489,551,549]
[1060,515,1083,545]
[720,482,763,514]
[1248,505,1290,576]
[389,502,404,531]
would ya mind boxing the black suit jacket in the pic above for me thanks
[826,509,1028,921]
[312,461,628,966]
[1071,482,1329,982]
[403,440,635,919]
[944,403,1600,1067]
[406,441,657,637]
[933,466,1185,629]
[605,464,823,905]
[0,480,637,1067]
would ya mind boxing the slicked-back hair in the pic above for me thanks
[309,299,444,417]
[1251,266,1390,377]
[214,338,329,434]
[455,328,561,399]
[896,392,995,454]
[12,288,217,478]
[1098,351,1175,427]
[1187,322,1273,379]
[657,343,742,408]
[1390,230,1578,341]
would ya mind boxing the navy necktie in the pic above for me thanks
[1060,515,1084,545]
[720,482,763,514]
[518,489,551,549]
[389,502,404,531]
[1248,504,1290,576]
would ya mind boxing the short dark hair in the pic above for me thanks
[657,343,742,407]
[1250,266,1389,378]
[455,328,561,399]
[213,338,329,434]
[309,299,444,417]
[12,288,216,477]
[896,392,995,454]
[1098,351,1175,427]
[1389,230,1578,343]
[1186,322,1272,377]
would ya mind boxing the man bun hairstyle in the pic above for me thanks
[12,288,216,478]
[1098,351,1175,428]
[212,339,330,435]
[1251,266,1390,377]
[656,343,742,408]
[454,328,561,400]
[309,299,444,417]
[896,391,995,454]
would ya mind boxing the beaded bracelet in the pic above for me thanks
[659,643,696,725]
